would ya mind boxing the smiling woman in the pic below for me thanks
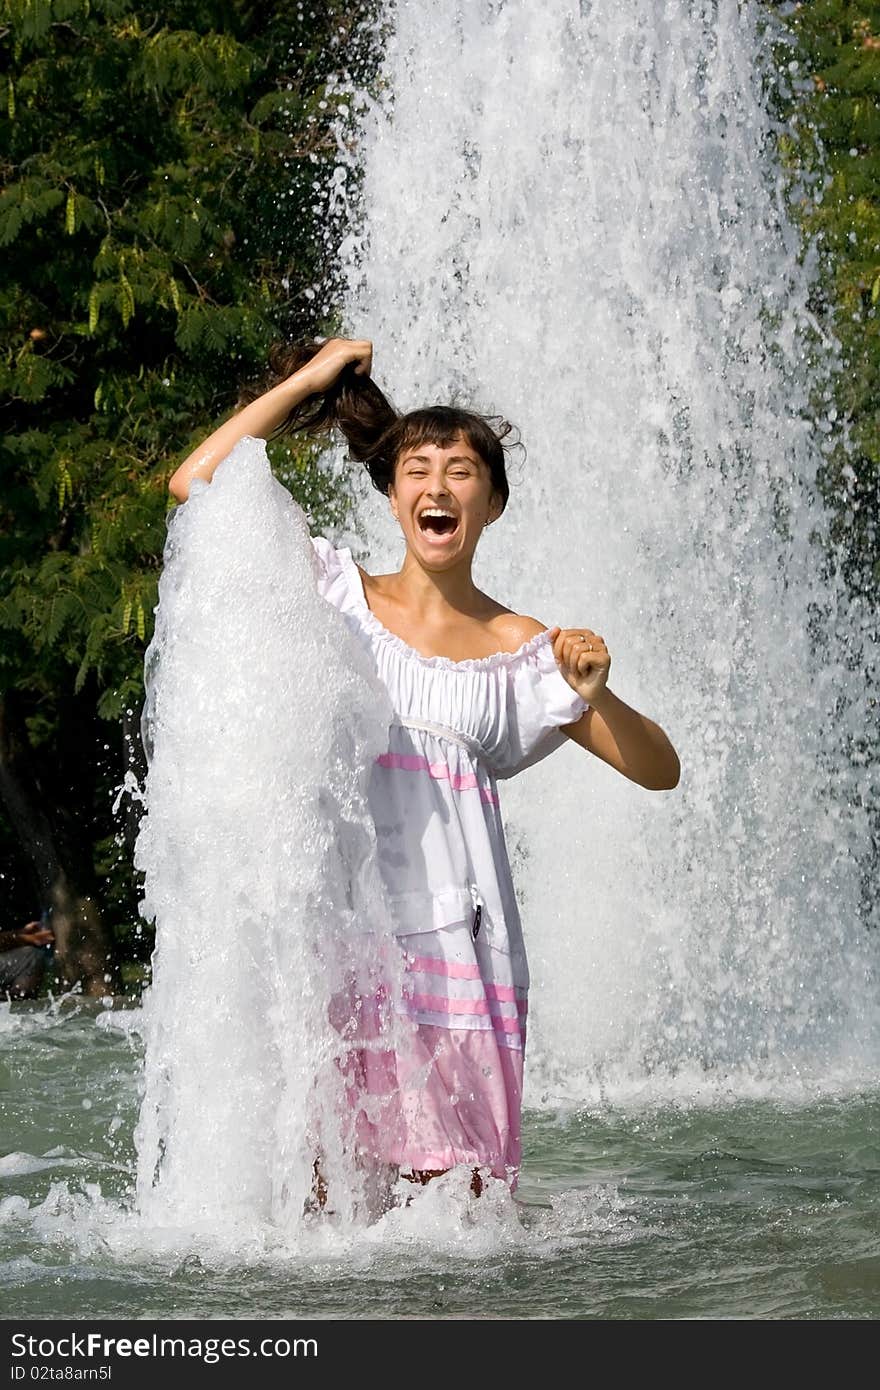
[166,335,680,1210]
[394,442,499,549]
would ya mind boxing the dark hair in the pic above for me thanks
[238,340,520,512]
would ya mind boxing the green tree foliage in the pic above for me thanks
[0,0,374,985]
[765,1,880,595]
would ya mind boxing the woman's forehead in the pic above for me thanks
[397,436,482,465]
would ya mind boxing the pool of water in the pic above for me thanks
[2,999,877,1320]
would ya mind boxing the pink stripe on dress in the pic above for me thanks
[404,958,527,1008]
[403,994,526,1034]
[405,967,528,1011]
[404,954,483,980]
[376,752,498,805]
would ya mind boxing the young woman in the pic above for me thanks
[169,336,680,1200]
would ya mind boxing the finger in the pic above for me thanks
[561,629,607,655]
[568,634,591,666]
[562,635,583,671]
[576,650,600,676]
[553,628,605,673]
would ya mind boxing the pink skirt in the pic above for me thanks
[341,1023,524,1185]
[328,953,526,1189]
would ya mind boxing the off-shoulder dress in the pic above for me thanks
[311,536,588,1187]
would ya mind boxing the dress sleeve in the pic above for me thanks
[493,632,589,778]
[310,535,359,615]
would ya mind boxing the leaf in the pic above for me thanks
[0,181,64,247]
[74,653,91,695]
[136,601,145,642]
[872,274,880,305]
[57,462,72,510]
[118,273,135,328]
[44,592,78,648]
[7,76,14,121]
[65,188,76,236]
[88,283,99,334]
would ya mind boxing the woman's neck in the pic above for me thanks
[389,549,487,620]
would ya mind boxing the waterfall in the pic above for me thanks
[325,0,879,1100]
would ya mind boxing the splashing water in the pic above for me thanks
[133,439,413,1238]
[325,0,879,1100]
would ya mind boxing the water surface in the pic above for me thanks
[2,1000,876,1320]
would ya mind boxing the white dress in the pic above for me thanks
[311,536,589,1185]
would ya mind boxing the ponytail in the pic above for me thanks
[240,340,516,511]
[238,338,398,454]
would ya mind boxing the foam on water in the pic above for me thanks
[0,991,91,1038]
[325,0,879,1099]
[0,1158,630,1274]
[0,1152,84,1179]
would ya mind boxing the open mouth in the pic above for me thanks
[417,509,459,538]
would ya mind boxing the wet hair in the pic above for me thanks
[238,340,520,512]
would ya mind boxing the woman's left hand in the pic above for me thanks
[548,626,611,706]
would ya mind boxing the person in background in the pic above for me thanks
[0,917,54,999]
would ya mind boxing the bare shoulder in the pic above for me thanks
[486,607,549,649]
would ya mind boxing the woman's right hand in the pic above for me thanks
[168,337,372,502]
[300,337,373,393]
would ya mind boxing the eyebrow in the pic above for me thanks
[401,454,478,465]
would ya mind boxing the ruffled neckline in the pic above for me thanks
[335,546,554,672]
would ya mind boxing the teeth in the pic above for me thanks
[419,508,456,519]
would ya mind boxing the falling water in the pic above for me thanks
[326,0,879,1100]
[132,439,405,1237]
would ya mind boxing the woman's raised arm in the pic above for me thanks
[167,337,373,502]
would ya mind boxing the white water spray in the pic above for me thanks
[133,440,406,1235]
[326,0,878,1098]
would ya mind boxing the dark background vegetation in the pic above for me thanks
[0,0,876,993]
